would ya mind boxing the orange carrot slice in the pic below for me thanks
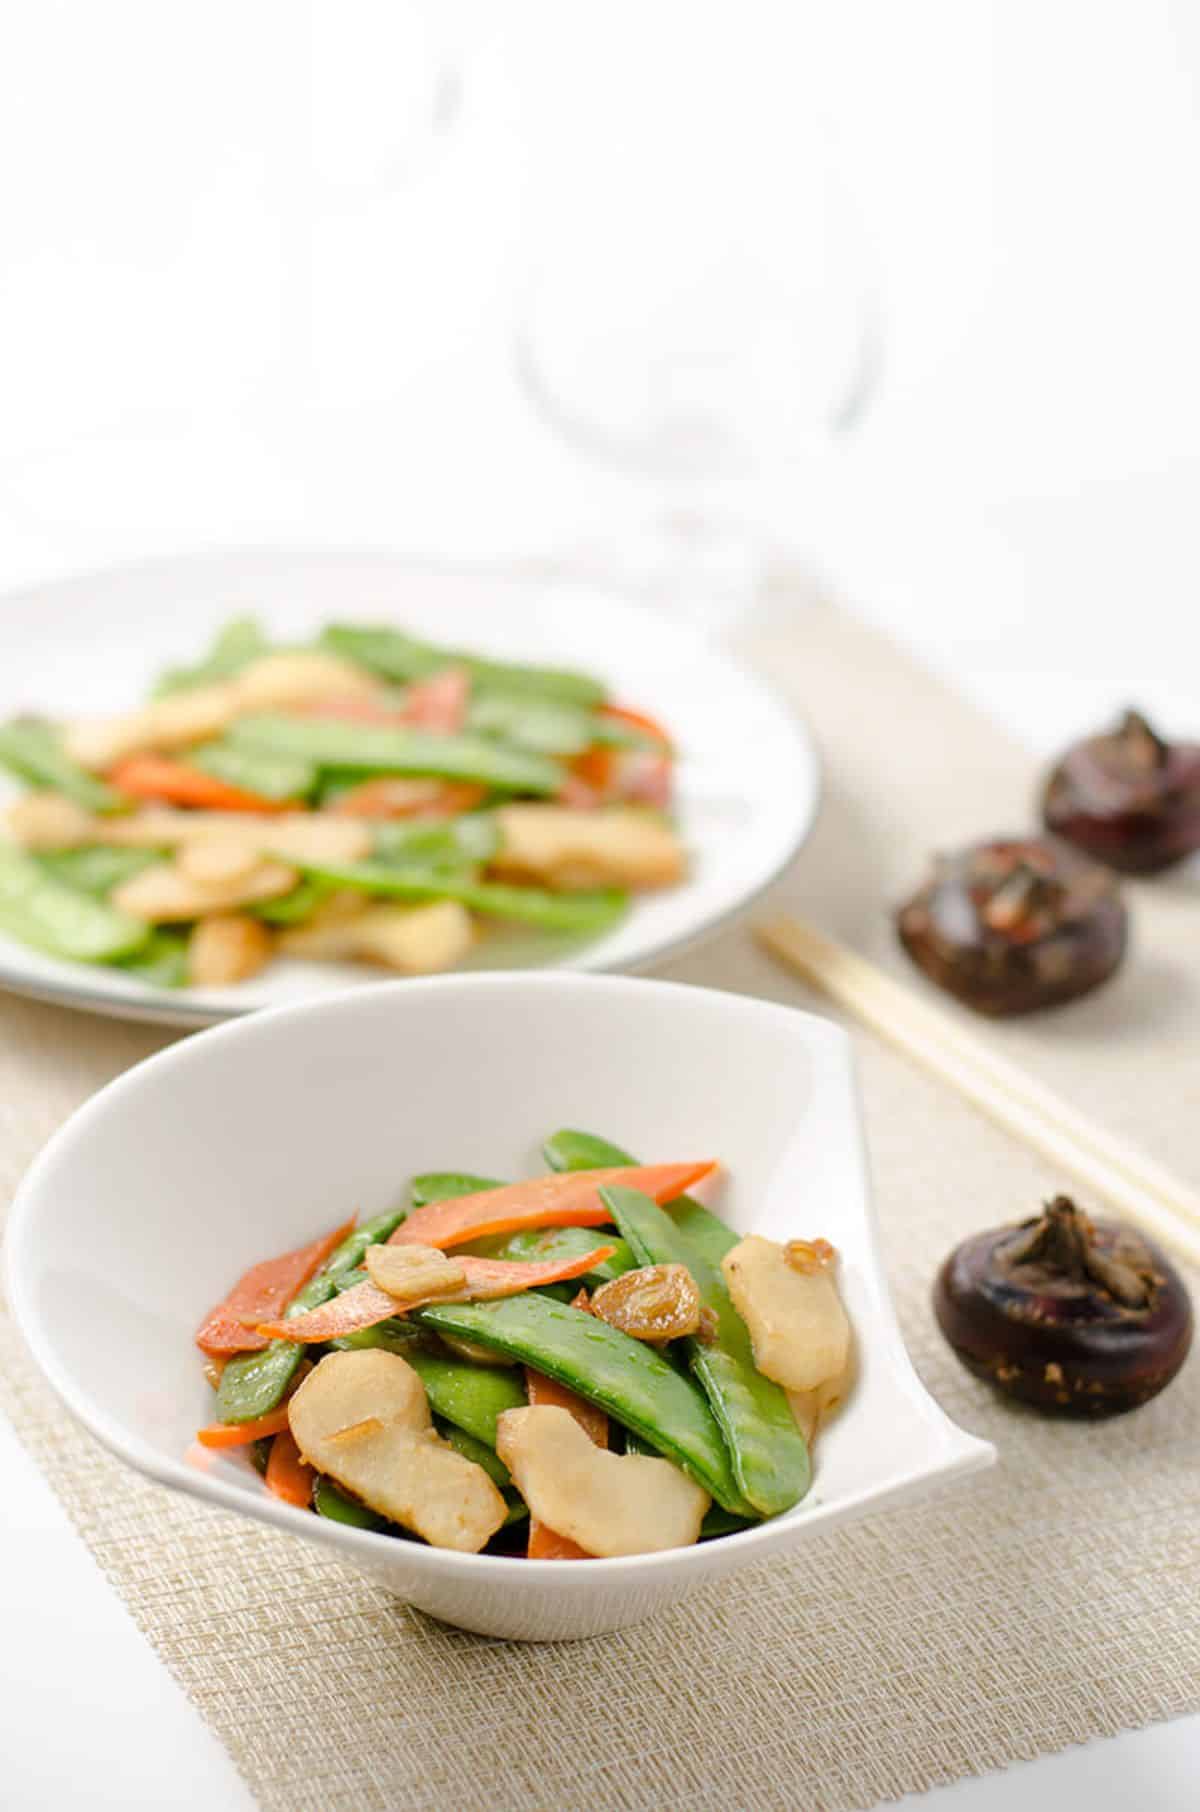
[264,1429,314,1507]
[329,777,487,819]
[195,1216,356,1357]
[393,1164,715,1252]
[255,1244,618,1342]
[525,1367,608,1560]
[195,1405,292,1449]
[109,754,291,814]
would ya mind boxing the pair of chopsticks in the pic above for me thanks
[756,914,1200,1272]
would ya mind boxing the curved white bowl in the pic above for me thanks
[0,550,819,1025]
[5,973,992,1640]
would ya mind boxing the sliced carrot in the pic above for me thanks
[393,1164,714,1252]
[195,1405,292,1449]
[459,1248,617,1301]
[109,754,291,814]
[264,1429,314,1507]
[195,1216,356,1357]
[399,667,469,733]
[329,777,487,819]
[525,1367,607,1559]
[256,1244,618,1342]
[525,1367,607,1448]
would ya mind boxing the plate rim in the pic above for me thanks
[0,546,821,1026]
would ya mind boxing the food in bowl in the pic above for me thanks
[193,1129,853,1558]
[0,619,685,991]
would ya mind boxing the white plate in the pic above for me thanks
[0,550,818,1025]
[5,972,993,1640]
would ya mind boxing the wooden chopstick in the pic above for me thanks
[756,914,1200,1272]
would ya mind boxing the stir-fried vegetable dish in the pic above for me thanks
[193,1131,853,1558]
[0,620,685,989]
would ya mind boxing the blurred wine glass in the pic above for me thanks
[514,16,881,629]
[0,0,465,562]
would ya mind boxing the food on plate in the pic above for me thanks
[191,1131,854,1556]
[934,1194,1193,1416]
[0,618,685,989]
[895,835,1127,1015]
[1041,708,1200,874]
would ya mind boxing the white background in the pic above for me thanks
[0,3,1198,1806]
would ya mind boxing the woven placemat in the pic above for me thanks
[1,597,1197,1812]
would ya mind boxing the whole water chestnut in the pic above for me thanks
[895,835,1126,1016]
[1042,708,1200,874]
[935,1196,1193,1417]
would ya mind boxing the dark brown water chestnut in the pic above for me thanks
[1042,708,1200,873]
[934,1196,1193,1416]
[895,835,1126,1015]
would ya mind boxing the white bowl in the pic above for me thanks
[4,973,993,1641]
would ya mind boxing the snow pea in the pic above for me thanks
[313,1475,387,1531]
[372,814,500,870]
[320,624,606,708]
[214,1210,406,1423]
[293,866,630,942]
[252,876,339,926]
[466,693,594,757]
[700,1506,754,1539]
[600,1186,810,1517]
[38,846,159,897]
[0,717,124,812]
[113,928,190,989]
[227,714,564,795]
[409,1171,503,1209]
[543,1128,736,1269]
[414,1294,752,1513]
[490,1225,635,1285]
[434,1419,513,1489]
[294,861,628,935]
[190,741,315,802]
[0,843,149,963]
[155,616,268,696]
[403,1349,526,1448]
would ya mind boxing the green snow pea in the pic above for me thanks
[491,1225,635,1285]
[414,1294,752,1514]
[320,624,605,708]
[252,876,339,926]
[372,814,500,870]
[294,862,628,936]
[189,741,316,803]
[600,1186,809,1517]
[404,1349,526,1449]
[0,843,149,963]
[466,693,594,757]
[113,928,190,989]
[154,616,269,696]
[227,714,563,795]
[700,1505,754,1539]
[409,1171,502,1209]
[434,1419,513,1489]
[214,1209,406,1423]
[0,717,124,812]
[313,1475,388,1531]
[38,846,159,897]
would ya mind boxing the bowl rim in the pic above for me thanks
[4,970,995,1587]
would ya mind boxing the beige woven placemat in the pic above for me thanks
[1,598,1197,1812]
